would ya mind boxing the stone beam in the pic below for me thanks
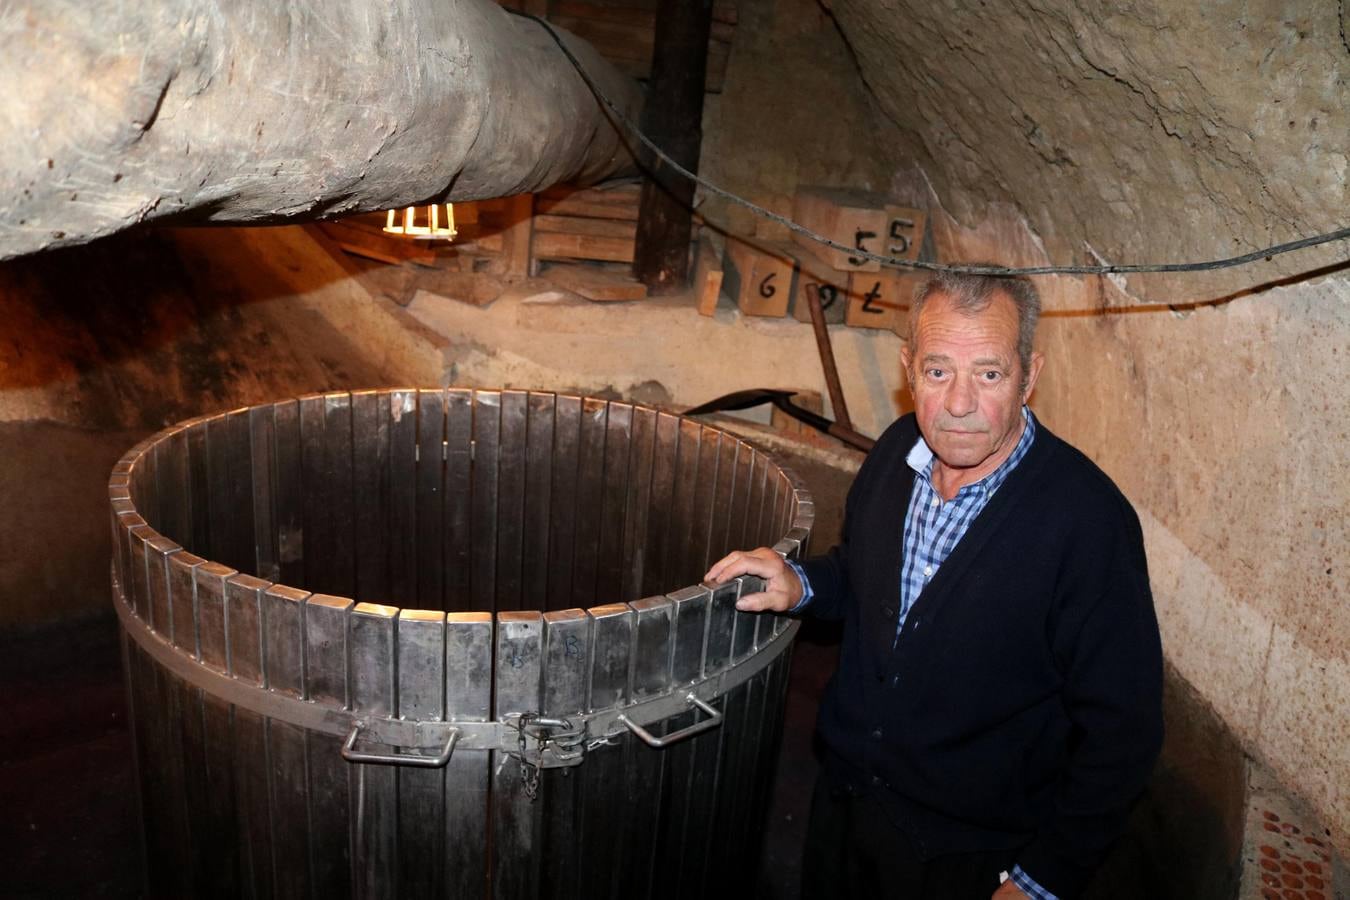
[0,0,642,260]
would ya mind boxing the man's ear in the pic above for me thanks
[900,344,913,385]
[1022,351,1045,402]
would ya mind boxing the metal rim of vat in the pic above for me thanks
[108,388,814,773]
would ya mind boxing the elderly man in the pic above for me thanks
[706,271,1163,900]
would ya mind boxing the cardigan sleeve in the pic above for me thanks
[1014,501,1164,897]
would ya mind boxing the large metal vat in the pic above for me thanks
[108,389,813,899]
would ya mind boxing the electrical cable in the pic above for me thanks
[507,7,1349,278]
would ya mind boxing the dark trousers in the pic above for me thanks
[801,773,1017,900]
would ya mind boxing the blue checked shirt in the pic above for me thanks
[790,407,1057,899]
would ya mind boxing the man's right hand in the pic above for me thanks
[704,547,804,612]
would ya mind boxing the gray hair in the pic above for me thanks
[909,267,1042,381]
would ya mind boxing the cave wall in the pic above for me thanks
[817,0,1347,855]
[0,227,446,632]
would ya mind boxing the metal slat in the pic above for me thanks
[271,400,305,588]
[194,561,235,672]
[667,419,704,589]
[492,611,544,899]
[443,612,492,899]
[396,609,448,898]
[186,420,213,560]
[642,412,680,597]
[416,389,446,608]
[225,573,269,687]
[351,389,391,604]
[146,534,182,639]
[349,603,399,900]
[496,390,529,611]
[709,434,739,563]
[128,638,193,896]
[704,580,738,676]
[690,425,722,577]
[541,609,590,900]
[257,574,310,898]
[185,687,240,898]
[303,593,353,895]
[596,402,632,603]
[224,572,274,897]
[387,390,418,608]
[167,550,206,657]
[128,524,154,622]
[621,406,657,602]
[471,391,501,613]
[261,585,307,697]
[232,704,275,898]
[156,427,192,551]
[521,392,555,612]
[571,397,607,609]
[621,595,673,896]
[578,603,634,898]
[249,404,281,583]
[323,392,356,597]
[444,389,474,612]
[298,394,330,593]
[225,408,257,577]
[547,395,581,610]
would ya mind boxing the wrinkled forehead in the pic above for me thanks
[912,290,1021,358]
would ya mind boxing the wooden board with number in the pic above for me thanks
[723,239,795,318]
[790,187,890,274]
[789,249,849,325]
[882,205,928,265]
[845,268,923,334]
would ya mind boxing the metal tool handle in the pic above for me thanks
[618,693,723,749]
[341,722,460,768]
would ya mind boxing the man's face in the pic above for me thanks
[900,290,1044,484]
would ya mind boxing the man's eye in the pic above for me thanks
[980,371,1003,382]
[926,368,946,379]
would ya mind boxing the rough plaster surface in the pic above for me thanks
[404,285,906,438]
[831,0,1346,297]
[0,0,641,260]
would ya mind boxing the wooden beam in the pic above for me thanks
[499,193,536,278]
[631,0,714,293]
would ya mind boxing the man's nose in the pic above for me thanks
[944,374,977,417]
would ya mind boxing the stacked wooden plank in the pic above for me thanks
[719,186,931,333]
[533,183,641,265]
[537,1,739,93]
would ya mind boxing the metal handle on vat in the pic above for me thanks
[341,722,460,768]
[618,693,723,749]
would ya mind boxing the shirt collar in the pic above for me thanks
[906,407,1036,498]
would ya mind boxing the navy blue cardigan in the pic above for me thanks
[799,413,1163,898]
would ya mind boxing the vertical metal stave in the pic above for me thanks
[443,612,492,899]
[621,595,674,896]
[471,391,501,613]
[262,580,310,899]
[443,389,474,612]
[492,610,544,899]
[496,389,529,611]
[303,594,354,896]
[596,402,633,603]
[571,397,607,609]
[349,603,398,900]
[521,392,555,612]
[415,389,446,609]
[540,609,590,900]
[351,390,390,605]
[546,395,581,610]
[387,389,418,609]
[395,609,448,898]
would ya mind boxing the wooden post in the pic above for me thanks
[632,0,714,294]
